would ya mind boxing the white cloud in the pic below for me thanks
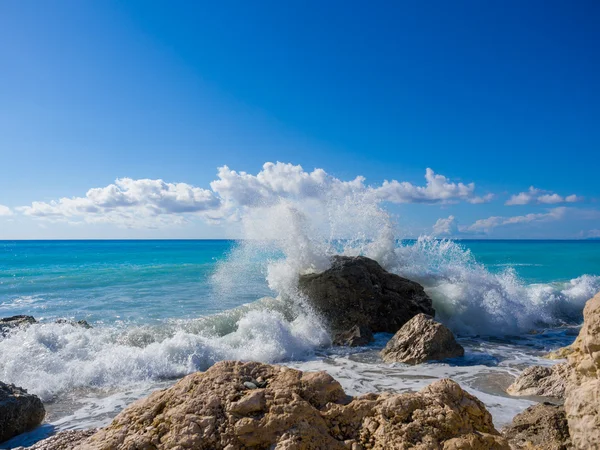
[374,168,492,204]
[14,163,492,228]
[467,207,567,232]
[432,215,459,236]
[506,186,582,206]
[17,178,221,228]
[210,162,366,208]
[0,205,13,216]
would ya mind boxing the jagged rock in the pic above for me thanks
[507,363,569,399]
[71,361,508,450]
[332,325,374,347]
[564,292,600,449]
[380,313,464,364]
[0,382,45,443]
[15,429,97,450]
[0,315,36,335]
[502,403,572,450]
[298,256,434,345]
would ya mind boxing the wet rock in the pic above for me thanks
[507,363,569,399]
[55,319,92,329]
[380,313,464,364]
[73,361,508,450]
[0,382,45,443]
[0,315,36,335]
[332,325,374,347]
[298,255,434,345]
[502,403,572,450]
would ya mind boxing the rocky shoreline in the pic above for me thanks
[2,256,598,449]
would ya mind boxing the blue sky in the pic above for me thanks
[0,0,599,239]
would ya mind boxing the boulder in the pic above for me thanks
[298,255,434,345]
[507,362,569,399]
[380,313,464,364]
[0,382,45,443]
[71,361,508,450]
[502,403,572,450]
[564,292,600,449]
[0,315,36,335]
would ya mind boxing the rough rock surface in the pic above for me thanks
[502,403,572,450]
[380,314,464,364]
[298,256,434,345]
[0,315,36,335]
[564,292,600,449]
[332,325,374,347]
[507,363,569,399]
[16,430,97,450]
[0,382,45,443]
[72,360,508,450]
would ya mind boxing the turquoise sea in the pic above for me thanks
[1,238,599,447]
[2,239,599,324]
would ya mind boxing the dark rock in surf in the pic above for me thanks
[332,325,374,347]
[380,313,464,364]
[0,382,45,443]
[0,315,37,336]
[298,255,434,346]
[55,318,92,329]
[502,402,572,450]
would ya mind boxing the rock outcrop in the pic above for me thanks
[0,382,45,443]
[564,292,600,449]
[70,360,508,450]
[0,315,36,335]
[298,256,434,346]
[502,403,572,450]
[380,314,464,364]
[507,363,569,399]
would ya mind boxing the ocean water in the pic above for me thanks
[1,234,599,447]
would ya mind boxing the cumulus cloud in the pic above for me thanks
[210,162,366,208]
[17,178,220,228]
[14,162,492,228]
[506,186,582,206]
[432,215,460,236]
[374,168,492,204]
[467,207,567,232]
[0,205,13,216]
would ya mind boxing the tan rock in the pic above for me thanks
[381,314,464,364]
[563,292,600,449]
[502,402,572,450]
[507,363,569,399]
[68,360,507,450]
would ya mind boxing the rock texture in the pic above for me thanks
[16,430,97,450]
[70,360,508,450]
[332,325,374,347]
[502,403,572,450]
[0,315,36,335]
[298,256,434,346]
[380,314,464,364]
[0,382,45,443]
[507,363,569,399]
[564,292,600,449]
